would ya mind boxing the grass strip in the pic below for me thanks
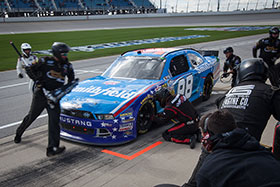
[0,25,270,71]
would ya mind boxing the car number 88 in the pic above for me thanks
[177,75,193,99]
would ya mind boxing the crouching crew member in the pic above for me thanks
[153,87,200,148]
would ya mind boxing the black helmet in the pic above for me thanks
[52,42,70,61]
[154,87,172,108]
[223,47,234,54]
[237,58,268,83]
[269,27,279,39]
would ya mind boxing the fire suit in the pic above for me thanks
[253,37,280,67]
[16,56,75,149]
[218,80,280,141]
[156,94,199,144]
[16,55,38,92]
[184,80,280,187]
[223,54,241,87]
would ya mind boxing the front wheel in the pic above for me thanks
[136,100,155,134]
[202,75,213,101]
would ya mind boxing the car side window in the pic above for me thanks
[187,53,204,67]
[169,55,189,77]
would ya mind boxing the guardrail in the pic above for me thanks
[1,8,280,23]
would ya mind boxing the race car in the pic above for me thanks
[59,48,220,145]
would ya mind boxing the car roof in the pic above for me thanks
[122,48,186,58]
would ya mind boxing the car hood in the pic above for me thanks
[60,76,159,115]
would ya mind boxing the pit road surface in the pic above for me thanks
[0,34,277,187]
[1,12,279,186]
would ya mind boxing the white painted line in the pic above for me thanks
[0,69,102,90]
[75,69,103,74]
[0,82,28,90]
[0,114,48,130]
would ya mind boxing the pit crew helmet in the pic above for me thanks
[223,47,234,54]
[154,87,174,108]
[269,26,279,39]
[236,58,268,83]
[51,42,70,62]
[21,43,32,58]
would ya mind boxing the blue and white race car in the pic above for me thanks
[60,48,220,145]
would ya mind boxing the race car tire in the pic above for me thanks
[202,74,213,101]
[137,99,155,134]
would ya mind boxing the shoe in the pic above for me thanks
[14,134,21,143]
[46,146,66,157]
[190,135,196,149]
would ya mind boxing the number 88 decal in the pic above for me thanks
[177,75,193,99]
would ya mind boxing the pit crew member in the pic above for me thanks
[153,87,200,148]
[222,47,241,87]
[184,58,280,187]
[16,43,38,92]
[14,42,75,157]
[196,110,280,187]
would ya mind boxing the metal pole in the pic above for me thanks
[227,0,231,11]
[186,0,189,13]
[175,0,178,13]
[217,0,220,12]
[255,0,259,10]
[264,0,268,8]
[237,0,240,10]
[246,0,250,11]
[197,0,200,12]
[207,0,211,12]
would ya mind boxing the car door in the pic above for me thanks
[168,53,193,99]
[186,52,204,95]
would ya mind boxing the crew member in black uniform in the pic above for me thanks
[253,27,280,88]
[153,87,200,148]
[14,42,75,157]
[184,58,280,187]
[253,26,280,68]
[196,110,280,187]
[222,47,241,87]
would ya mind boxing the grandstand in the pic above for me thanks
[0,0,157,17]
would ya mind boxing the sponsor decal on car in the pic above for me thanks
[72,86,137,99]
[120,112,133,117]
[103,81,120,85]
[119,123,133,132]
[124,130,133,136]
[60,116,93,127]
[101,122,112,127]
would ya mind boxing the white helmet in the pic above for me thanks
[21,43,32,57]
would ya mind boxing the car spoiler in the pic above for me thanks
[198,50,219,57]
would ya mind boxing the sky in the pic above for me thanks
[150,0,280,13]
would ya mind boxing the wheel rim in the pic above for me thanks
[137,102,154,134]
[203,76,213,99]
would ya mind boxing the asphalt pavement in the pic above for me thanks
[0,33,278,187]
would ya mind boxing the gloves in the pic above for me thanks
[18,73,24,79]
[25,66,41,81]
[222,72,229,78]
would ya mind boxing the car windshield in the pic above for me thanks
[102,56,164,80]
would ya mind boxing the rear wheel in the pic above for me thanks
[202,75,213,101]
[136,100,155,134]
